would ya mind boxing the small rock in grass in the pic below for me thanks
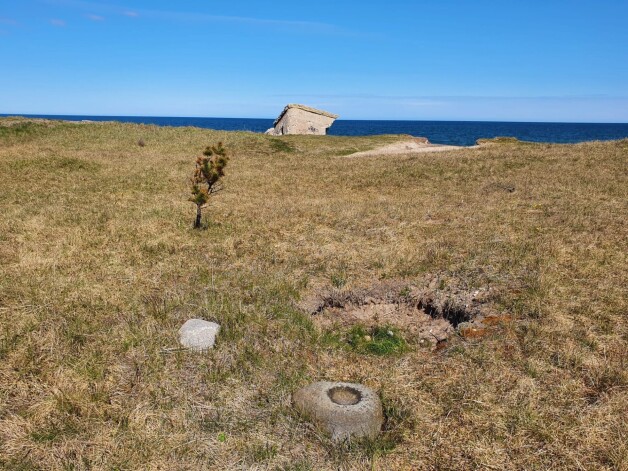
[293,381,383,442]
[178,319,220,351]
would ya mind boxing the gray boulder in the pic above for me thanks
[178,319,220,351]
[293,381,384,442]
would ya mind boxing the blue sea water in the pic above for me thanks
[3,114,628,146]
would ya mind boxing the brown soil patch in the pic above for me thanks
[301,277,505,349]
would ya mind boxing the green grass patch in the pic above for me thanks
[335,148,360,156]
[269,138,296,153]
[346,325,409,356]
[52,156,101,172]
[0,122,43,140]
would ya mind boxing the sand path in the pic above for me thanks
[346,139,478,157]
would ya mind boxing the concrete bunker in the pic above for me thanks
[266,104,338,136]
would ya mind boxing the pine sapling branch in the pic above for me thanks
[189,142,229,228]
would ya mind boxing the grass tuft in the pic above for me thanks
[346,325,409,355]
[269,137,296,153]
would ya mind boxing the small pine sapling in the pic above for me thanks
[189,142,229,228]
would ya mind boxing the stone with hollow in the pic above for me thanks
[293,381,384,442]
[178,319,220,351]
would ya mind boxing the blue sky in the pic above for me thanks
[1,0,627,121]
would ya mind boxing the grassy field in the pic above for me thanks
[0,117,626,470]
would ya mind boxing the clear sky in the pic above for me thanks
[1,0,627,121]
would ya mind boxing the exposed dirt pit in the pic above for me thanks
[301,279,507,350]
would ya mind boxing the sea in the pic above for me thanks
[3,114,628,146]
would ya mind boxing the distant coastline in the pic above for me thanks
[2,114,628,146]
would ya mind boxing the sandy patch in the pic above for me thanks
[346,138,477,157]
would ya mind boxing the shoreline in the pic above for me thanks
[1,115,627,147]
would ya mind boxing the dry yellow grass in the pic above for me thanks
[0,118,626,470]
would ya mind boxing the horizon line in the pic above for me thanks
[2,113,628,125]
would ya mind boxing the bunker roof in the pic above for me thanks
[273,104,339,126]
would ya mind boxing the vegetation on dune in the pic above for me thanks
[475,136,525,145]
[0,119,626,470]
